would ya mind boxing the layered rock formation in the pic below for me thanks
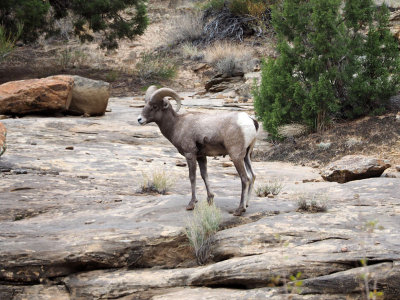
[0,95,399,299]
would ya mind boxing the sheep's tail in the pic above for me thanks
[251,116,259,132]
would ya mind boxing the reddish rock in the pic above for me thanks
[321,155,391,183]
[0,121,6,157]
[0,76,73,115]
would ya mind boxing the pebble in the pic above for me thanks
[13,169,28,175]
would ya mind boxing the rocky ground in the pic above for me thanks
[1,0,400,298]
[1,95,399,299]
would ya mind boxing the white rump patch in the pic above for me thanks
[236,112,257,148]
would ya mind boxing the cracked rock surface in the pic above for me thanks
[0,96,399,299]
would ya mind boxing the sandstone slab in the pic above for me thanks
[0,285,69,300]
[321,155,391,183]
[0,76,73,115]
[0,97,399,299]
[154,288,347,300]
[298,262,400,299]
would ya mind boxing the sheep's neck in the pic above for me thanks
[156,109,178,143]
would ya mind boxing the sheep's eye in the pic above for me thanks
[152,105,158,110]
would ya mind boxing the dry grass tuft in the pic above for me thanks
[296,194,328,213]
[135,51,177,82]
[180,42,204,60]
[255,179,284,197]
[56,47,88,70]
[139,170,175,195]
[204,41,256,74]
[164,13,204,46]
[277,123,309,138]
[345,136,363,148]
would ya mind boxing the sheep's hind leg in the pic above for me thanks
[232,157,250,216]
[185,154,198,210]
[197,156,214,204]
[244,146,256,208]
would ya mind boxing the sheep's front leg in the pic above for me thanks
[197,156,214,204]
[185,154,198,210]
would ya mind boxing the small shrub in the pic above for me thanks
[316,142,332,150]
[204,41,255,75]
[0,23,23,62]
[135,52,177,82]
[165,13,204,45]
[215,56,237,75]
[185,199,222,265]
[296,194,327,213]
[287,271,303,294]
[228,0,249,15]
[72,49,88,67]
[57,47,73,69]
[180,42,203,60]
[139,170,174,195]
[345,137,363,148]
[105,70,120,82]
[255,179,284,197]
[247,0,274,20]
[202,0,225,11]
[57,47,88,69]
[277,123,308,139]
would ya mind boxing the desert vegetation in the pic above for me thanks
[139,169,175,195]
[185,199,222,265]
[204,40,257,75]
[255,178,284,197]
[296,194,328,213]
[135,51,178,81]
[254,0,400,138]
[0,24,22,63]
[0,0,148,49]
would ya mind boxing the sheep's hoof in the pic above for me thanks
[207,194,215,205]
[233,207,246,216]
[186,200,197,210]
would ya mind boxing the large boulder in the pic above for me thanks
[321,155,391,183]
[0,121,6,157]
[67,76,110,116]
[0,76,73,115]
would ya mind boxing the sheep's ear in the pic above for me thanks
[162,99,170,110]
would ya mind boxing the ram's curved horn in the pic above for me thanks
[150,88,182,112]
[145,85,158,103]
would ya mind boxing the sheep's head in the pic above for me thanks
[138,86,181,125]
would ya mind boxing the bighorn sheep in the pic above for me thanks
[137,86,258,216]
